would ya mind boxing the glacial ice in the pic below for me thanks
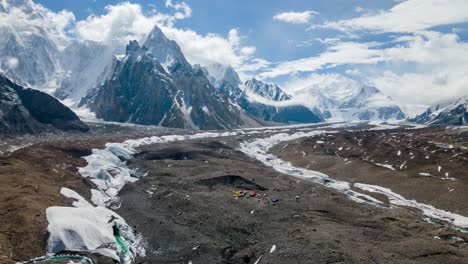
[239,124,468,230]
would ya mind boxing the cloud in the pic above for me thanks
[368,32,468,114]
[345,69,361,76]
[73,2,256,71]
[160,26,256,68]
[228,28,240,47]
[164,0,192,20]
[3,56,19,69]
[75,3,164,46]
[291,0,468,111]
[283,73,359,96]
[75,0,196,46]
[322,0,468,33]
[237,58,270,76]
[272,31,468,113]
[273,10,318,24]
[0,0,75,48]
[259,41,385,79]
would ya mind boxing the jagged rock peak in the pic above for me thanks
[202,63,242,89]
[144,25,191,72]
[410,96,468,126]
[146,25,169,43]
[126,40,146,54]
[244,77,292,102]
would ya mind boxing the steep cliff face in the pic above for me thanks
[53,40,115,100]
[410,97,468,126]
[0,74,89,134]
[144,26,243,129]
[0,32,58,86]
[84,38,243,130]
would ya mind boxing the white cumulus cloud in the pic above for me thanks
[160,26,256,68]
[273,10,318,24]
[322,0,468,33]
[75,2,164,46]
[0,0,75,49]
[73,2,256,69]
[164,0,192,20]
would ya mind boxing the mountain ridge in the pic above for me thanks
[410,96,468,126]
[82,34,246,129]
[0,73,89,134]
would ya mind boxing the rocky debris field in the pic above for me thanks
[0,122,176,263]
[1,123,468,264]
[272,126,468,216]
[117,129,468,263]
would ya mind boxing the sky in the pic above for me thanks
[4,0,468,114]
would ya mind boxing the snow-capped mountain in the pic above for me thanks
[0,30,59,88]
[244,78,292,101]
[294,79,405,121]
[205,66,403,123]
[203,63,241,88]
[202,63,245,103]
[203,64,323,124]
[337,85,405,120]
[410,97,468,126]
[82,28,245,130]
[143,26,192,74]
[0,0,403,128]
[53,40,116,101]
[0,0,118,102]
[0,0,61,89]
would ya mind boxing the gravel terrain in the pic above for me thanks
[2,123,468,264]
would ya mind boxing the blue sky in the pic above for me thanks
[36,0,399,61]
[9,0,468,113]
